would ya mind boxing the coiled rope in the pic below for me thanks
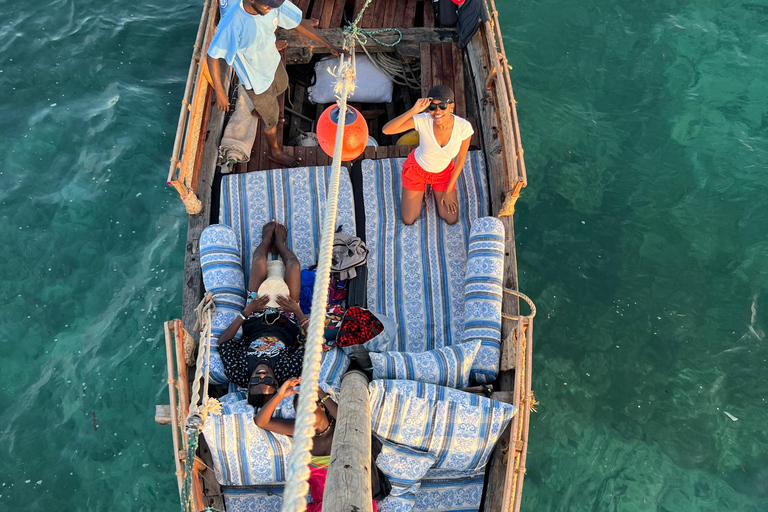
[342,1,420,90]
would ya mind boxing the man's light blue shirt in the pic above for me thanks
[208,0,302,94]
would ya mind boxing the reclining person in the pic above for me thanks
[255,377,380,512]
[218,220,308,407]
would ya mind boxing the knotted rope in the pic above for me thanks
[180,293,222,512]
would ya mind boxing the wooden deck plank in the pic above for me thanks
[375,146,388,159]
[293,146,306,167]
[359,0,374,28]
[319,0,336,28]
[311,0,325,24]
[440,42,454,92]
[423,0,434,27]
[372,0,388,29]
[363,146,375,160]
[420,42,431,98]
[383,0,398,29]
[330,0,346,28]
[403,0,418,28]
[430,44,441,90]
[248,124,262,172]
[452,43,466,119]
[296,0,312,15]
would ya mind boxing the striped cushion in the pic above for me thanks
[200,225,247,386]
[369,380,517,471]
[369,340,481,389]
[219,166,357,276]
[461,217,505,384]
[318,346,351,394]
[375,441,436,498]
[222,486,283,512]
[361,151,490,352]
[202,412,292,486]
[414,468,486,511]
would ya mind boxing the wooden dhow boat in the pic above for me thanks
[158,0,535,510]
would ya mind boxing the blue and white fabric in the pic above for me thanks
[369,340,481,389]
[200,224,247,385]
[361,151,489,352]
[414,468,486,511]
[202,412,292,486]
[369,380,516,471]
[222,485,284,512]
[207,0,302,93]
[375,440,436,498]
[318,346,350,394]
[460,216,505,384]
[378,495,418,512]
[219,166,357,278]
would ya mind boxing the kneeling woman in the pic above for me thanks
[382,85,474,225]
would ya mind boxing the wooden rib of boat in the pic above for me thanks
[158,0,534,510]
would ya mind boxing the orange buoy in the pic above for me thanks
[316,105,369,161]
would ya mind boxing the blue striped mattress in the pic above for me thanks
[218,166,357,275]
[361,151,490,352]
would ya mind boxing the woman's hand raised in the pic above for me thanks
[412,97,432,114]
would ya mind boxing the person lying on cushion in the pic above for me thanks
[254,378,380,512]
[381,84,474,225]
[218,220,308,408]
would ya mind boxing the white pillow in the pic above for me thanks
[309,55,394,104]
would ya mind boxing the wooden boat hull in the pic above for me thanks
[160,1,533,510]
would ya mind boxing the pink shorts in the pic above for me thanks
[401,150,454,192]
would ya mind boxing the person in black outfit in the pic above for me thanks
[218,221,309,407]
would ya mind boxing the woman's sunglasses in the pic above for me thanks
[428,101,452,111]
[249,375,276,387]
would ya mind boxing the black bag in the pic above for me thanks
[433,0,459,27]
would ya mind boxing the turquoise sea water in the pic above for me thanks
[0,0,765,510]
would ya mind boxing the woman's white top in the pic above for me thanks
[412,113,474,172]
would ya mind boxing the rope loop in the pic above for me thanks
[502,288,536,319]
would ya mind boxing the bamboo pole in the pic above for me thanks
[512,319,534,512]
[173,319,191,448]
[486,0,527,187]
[168,0,213,185]
[323,370,373,512]
[163,321,184,495]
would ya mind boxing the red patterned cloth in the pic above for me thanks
[337,307,384,348]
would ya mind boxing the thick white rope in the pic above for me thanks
[186,295,221,432]
[280,52,355,512]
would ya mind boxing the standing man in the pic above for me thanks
[207,0,342,167]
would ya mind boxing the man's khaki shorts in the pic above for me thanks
[244,62,289,131]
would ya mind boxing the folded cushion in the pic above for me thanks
[202,412,292,486]
[369,380,516,471]
[375,441,436,498]
[369,340,481,389]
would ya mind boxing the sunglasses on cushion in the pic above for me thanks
[428,102,452,111]
[249,375,276,387]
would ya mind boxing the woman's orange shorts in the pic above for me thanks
[401,150,454,192]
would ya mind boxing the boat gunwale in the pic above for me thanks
[163,1,533,510]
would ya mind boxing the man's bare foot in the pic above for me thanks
[268,149,302,168]
[261,220,276,250]
[274,222,288,249]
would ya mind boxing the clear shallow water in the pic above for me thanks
[0,0,765,510]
